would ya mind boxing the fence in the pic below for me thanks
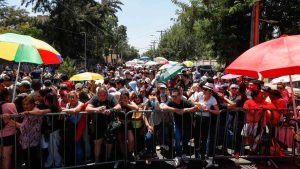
[1,108,300,168]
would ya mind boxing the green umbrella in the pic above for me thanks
[159,65,184,82]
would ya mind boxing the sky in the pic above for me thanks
[8,0,185,54]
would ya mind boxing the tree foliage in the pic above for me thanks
[154,0,300,66]
[56,56,79,77]
[0,0,138,66]
[0,3,43,38]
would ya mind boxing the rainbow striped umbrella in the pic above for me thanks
[0,33,62,64]
[0,33,62,99]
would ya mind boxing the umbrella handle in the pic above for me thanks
[12,45,23,101]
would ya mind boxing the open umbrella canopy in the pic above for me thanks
[159,63,174,70]
[154,57,168,63]
[70,72,104,81]
[159,65,184,82]
[140,56,151,61]
[221,74,242,80]
[125,60,137,67]
[270,75,300,84]
[145,61,158,66]
[226,35,300,117]
[226,35,300,78]
[0,33,62,64]
[169,61,179,65]
[183,60,193,67]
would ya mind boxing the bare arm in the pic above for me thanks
[62,102,84,114]
[160,103,183,115]
[85,104,105,114]
[206,104,220,115]
[24,109,51,115]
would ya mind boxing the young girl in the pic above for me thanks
[0,89,18,169]
[10,95,43,169]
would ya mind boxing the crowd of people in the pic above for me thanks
[0,63,293,169]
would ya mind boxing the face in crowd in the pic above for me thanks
[97,88,108,102]
[171,89,181,104]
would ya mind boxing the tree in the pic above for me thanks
[161,0,300,66]
[0,4,43,38]
[21,0,124,63]
[56,56,79,77]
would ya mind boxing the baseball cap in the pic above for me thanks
[75,83,83,90]
[159,84,167,89]
[20,80,31,89]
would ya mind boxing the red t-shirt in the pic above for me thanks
[63,80,73,92]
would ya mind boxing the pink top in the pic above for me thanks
[19,107,43,149]
[0,103,18,137]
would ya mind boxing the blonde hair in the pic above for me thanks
[23,95,35,105]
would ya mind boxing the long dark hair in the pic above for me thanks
[0,88,9,102]
[44,93,61,112]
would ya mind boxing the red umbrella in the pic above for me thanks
[226,35,300,78]
[226,35,300,117]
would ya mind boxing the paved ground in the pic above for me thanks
[81,157,299,169]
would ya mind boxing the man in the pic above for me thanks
[161,87,200,166]
[18,80,31,95]
[85,87,121,162]
[242,90,275,151]
[2,75,14,99]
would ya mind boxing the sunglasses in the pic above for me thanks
[277,86,284,90]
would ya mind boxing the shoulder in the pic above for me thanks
[107,94,115,100]
[2,103,18,114]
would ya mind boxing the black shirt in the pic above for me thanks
[88,94,117,130]
[166,98,194,125]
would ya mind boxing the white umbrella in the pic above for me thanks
[270,75,300,84]
[221,74,242,80]
[145,61,158,66]
[125,60,137,67]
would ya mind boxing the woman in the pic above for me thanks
[62,91,85,166]
[9,95,43,169]
[23,93,63,168]
[194,82,219,163]
[117,89,138,160]
[0,88,18,169]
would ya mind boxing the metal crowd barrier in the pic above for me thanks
[0,108,300,169]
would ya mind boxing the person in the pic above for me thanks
[9,95,43,169]
[193,82,220,166]
[276,82,290,105]
[61,91,85,166]
[23,93,63,168]
[85,86,121,162]
[18,80,31,95]
[0,88,18,169]
[117,89,139,160]
[161,87,200,167]
[242,90,276,152]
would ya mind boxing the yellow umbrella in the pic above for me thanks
[183,60,193,67]
[70,72,104,81]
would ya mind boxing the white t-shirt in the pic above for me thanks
[196,93,217,117]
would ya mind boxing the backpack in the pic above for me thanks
[0,101,7,130]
